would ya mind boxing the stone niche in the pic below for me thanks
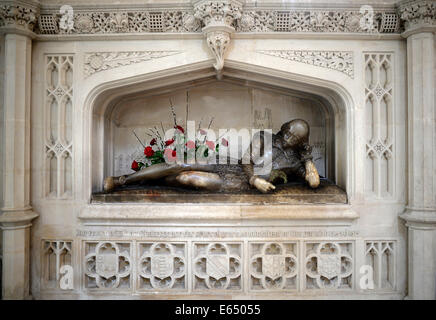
[110,80,329,177]
[91,73,345,205]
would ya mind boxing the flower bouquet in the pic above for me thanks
[130,104,229,172]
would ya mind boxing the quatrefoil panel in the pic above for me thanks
[137,242,187,291]
[305,242,353,289]
[193,242,242,291]
[84,241,132,290]
[249,242,298,291]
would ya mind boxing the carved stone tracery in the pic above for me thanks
[37,238,401,295]
[257,50,354,78]
[44,55,74,199]
[193,242,242,291]
[83,51,182,77]
[305,242,353,289]
[138,242,186,290]
[84,242,132,289]
[364,53,395,198]
[250,242,298,291]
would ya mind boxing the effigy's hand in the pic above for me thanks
[305,160,320,188]
[251,176,276,193]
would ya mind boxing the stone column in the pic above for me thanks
[398,0,436,300]
[0,1,39,299]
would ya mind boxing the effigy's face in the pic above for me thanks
[282,130,306,148]
[281,121,309,148]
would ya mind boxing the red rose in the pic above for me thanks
[174,125,184,134]
[221,138,229,146]
[186,140,195,149]
[150,138,156,146]
[172,150,177,157]
[165,139,174,146]
[131,160,139,171]
[144,146,154,157]
[206,140,215,150]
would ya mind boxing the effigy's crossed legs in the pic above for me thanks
[104,163,223,192]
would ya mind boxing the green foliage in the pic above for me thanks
[149,150,165,165]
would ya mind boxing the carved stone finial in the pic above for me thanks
[193,0,244,72]
[0,2,39,35]
[398,0,436,36]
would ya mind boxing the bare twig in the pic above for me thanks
[217,129,229,142]
[133,130,146,148]
[203,117,215,143]
[169,99,177,126]
[160,121,165,137]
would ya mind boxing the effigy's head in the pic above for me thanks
[279,119,310,148]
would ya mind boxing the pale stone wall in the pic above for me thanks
[0,0,434,300]
[27,35,408,299]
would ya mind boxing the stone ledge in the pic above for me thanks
[79,203,359,223]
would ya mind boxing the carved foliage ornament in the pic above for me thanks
[193,0,243,28]
[257,50,354,78]
[36,7,402,35]
[84,51,182,77]
[398,0,436,30]
[206,31,230,71]
[194,1,243,72]
[0,4,38,31]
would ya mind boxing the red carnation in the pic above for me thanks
[131,160,139,171]
[199,129,207,135]
[186,140,195,149]
[165,139,174,146]
[221,138,229,147]
[150,138,156,146]
[144,146,154,157]
[174,125,184,134]
[206,140,215,150]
